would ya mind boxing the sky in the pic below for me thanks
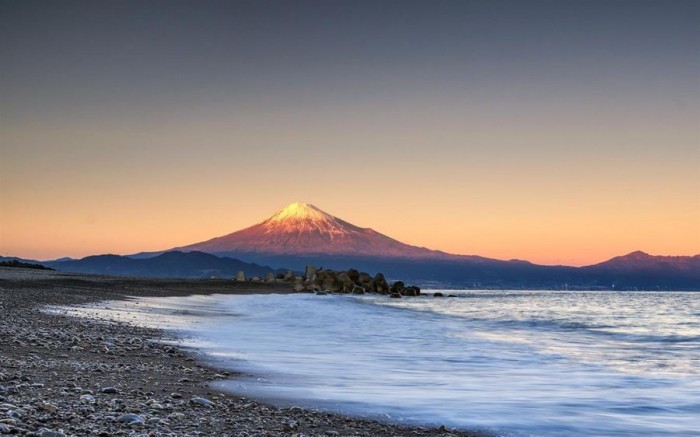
[1,0,699,265]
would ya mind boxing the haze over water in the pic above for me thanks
[64,290,700,437]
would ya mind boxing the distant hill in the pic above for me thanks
[579,251,700,289]
[585,251,700,272]
[0,259,53,270]
[45,251,276,279]
[0,255,43,264]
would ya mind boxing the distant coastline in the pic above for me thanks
[4,248,699,291]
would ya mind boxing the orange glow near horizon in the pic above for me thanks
[2,182,698,266]
[3,116,698,266]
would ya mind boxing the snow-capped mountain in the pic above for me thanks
[176,202,451,258]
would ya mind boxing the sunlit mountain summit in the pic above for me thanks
[176,202,449,258]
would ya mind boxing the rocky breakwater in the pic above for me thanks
[294,266,421,298]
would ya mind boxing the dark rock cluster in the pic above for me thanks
[293,266,420,298]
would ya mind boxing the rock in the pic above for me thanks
[79,394,95,403]
[190,397,215,407]
[38,430,65,437]
[40,402,58,413]
[101,386,118,394]
[433,292,444,297]
[351,286,365,294]
[304,265,316,282]
[170,392,183,399]
[315,269,329,284]
[168,412,185,420]
[374,273,389,293]
[389,293,402,299]
[318,272,343,292]
[390,281,405,295]
[338,272,355,292]
[284,420,298,431]
[346,268,360,283]
[117,413,145,425]
[236,271,246,281]
[358,272,372,285]
[0,424,10,434]
[315,291,328,296]
[403,286,421,296]
[448,294,458,297]
[365,279,377,292]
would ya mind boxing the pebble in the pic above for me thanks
[79,394,95,403]
[0,424,9,434]
[117,413,145,426]
[38,429,66,437]
[41,402,58,413]
[168,412,185,420]
[190,397,214,407]
[101,387,118,394]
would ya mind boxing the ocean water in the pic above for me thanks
[59,290,700,436]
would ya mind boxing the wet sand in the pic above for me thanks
[0,267,486,436]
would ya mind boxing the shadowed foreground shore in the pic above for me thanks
[0,267,486,436]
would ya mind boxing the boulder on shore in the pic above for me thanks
[300,267,420,299]
[374,273,389,294]
[352,285,365,294]
[304,265,316,282]
[390,281,405,295]
[403,285,421,296]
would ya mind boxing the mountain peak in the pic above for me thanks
[623,250,650,258]
[267,202,328,223]
[176,202,451,258]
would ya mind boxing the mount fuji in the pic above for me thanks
[174,202,456,259]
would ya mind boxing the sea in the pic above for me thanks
[57,290,700,436]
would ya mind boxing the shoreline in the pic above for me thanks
[0,267,486,436]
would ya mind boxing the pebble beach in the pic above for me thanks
[0,267,484,437]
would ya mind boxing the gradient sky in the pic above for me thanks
[1,0,699,265]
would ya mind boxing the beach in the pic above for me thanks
[0,267,482,436]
